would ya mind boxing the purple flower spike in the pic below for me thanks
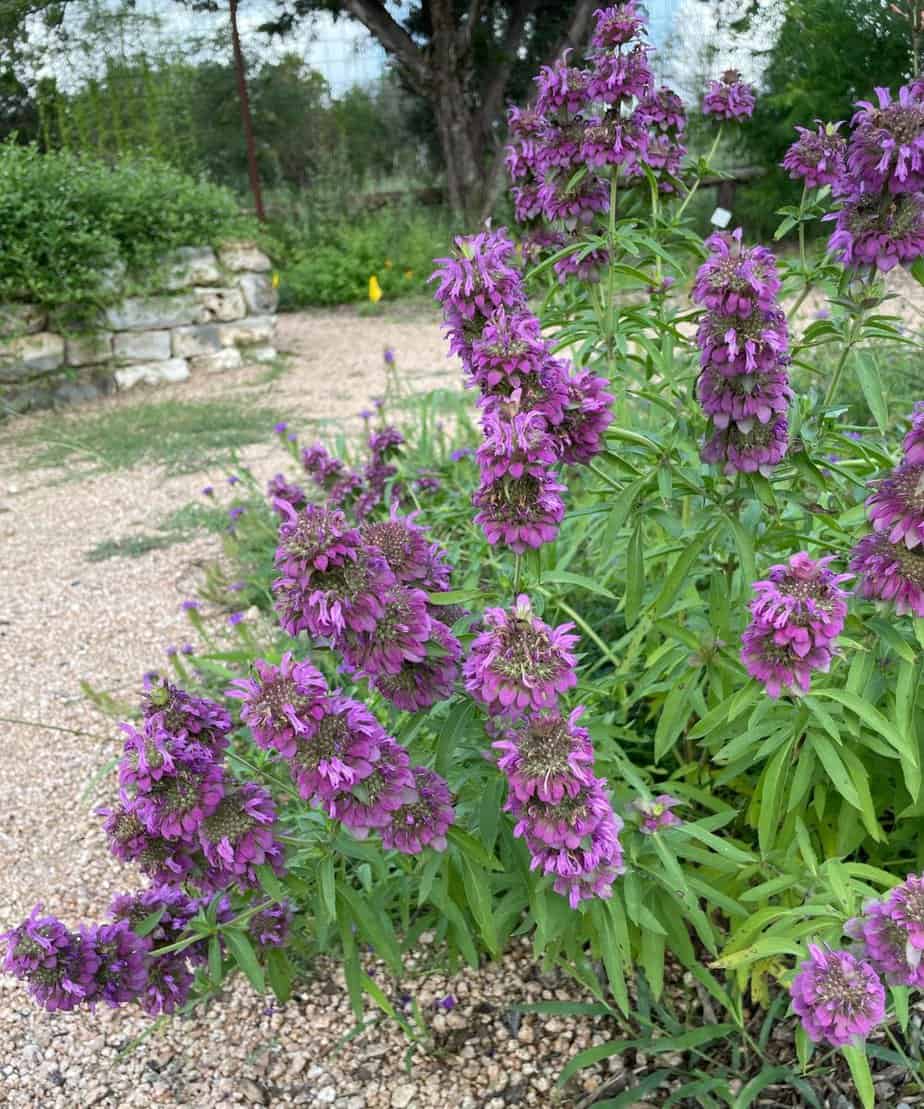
[361,511,445,586]
[741,620,831,699]
[554,368,614,465]
[340,584,432,677]
[848,84,924,195]
[790,945,885,1046]
[586,44,653,106]
[286,693,384,803]
[476,409,559,482]
[325,736,417,836]
[142,678,232,755]
[98,803,196,885]
[86,921,148,1007]
[697,365,792,431]
[782,122,846,189]
[846,895,924,989]
[904,402,924,464]
[228,652,328,755]
[473,470,567,552]
[591,3,646,49]
[267,473,307,513]
[701,416,790,476]
[534,50,591,116]
[827,191,924,272]
[493,707,595,803]
[249,902,293,948]
[464,594,578,719]
[703,69,756,121]
[381,766,455,854]
[748,552,850,654]
[696,308,790,376]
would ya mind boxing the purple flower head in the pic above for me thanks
[381,766,455,854]
[509,780,625,908]
[782,121,846,189]
[748,552,850,653]
[889,873,924,959]
[98,803,196,885]
[267,473,307,513]
[701,416,789,476]
[118,715,225,841]
[415,472,442,494]
[866,461,924,548]
[228,652,328,755]
[202,485,214,497]
[273,501,395,639]
[703,69,756,121]
[181,643,195,656]
[696,308,790,376]
[554,368,614,465]
[273,421,288,434]
[340,584,432,677]
[468,309,548,390]
[553,243,611,285]
[697,365,792,431]
[579,115,649,171]
[142,678,232,755]
[848,84,924,194]
[789,945,885,1046]
[636,86,687,133]
[361,511,441,585]
[591,3,646,49]
[430,230,526,361]
[538,174,610,232]
[165,645,178,658]
[586,44,653,105]
[437,994,457,1011]
[325,736,417,835]
[227,474,240,486]
[140,953,194,1015]
[846,892,924,988]
[228,506,244,524]
[369,426,405,461]
[108,886,197,948]
[371,619,461,711]
[383,347,395,365]
[740,619,832,699]
[2,906,100,1011]
[464,594,578,718]
[286,693,384,802]
[827,190,924,272]
[301,442,345,489]
[198,783,284,887]
[692,229,781,318]
[248,902,293,948]
[477,409,558,482]
[182,600,200,612]
[85,921,148,1007]
[228,611,245,626]
[850,530,924,618]
[903,402,924,464]
[493,706,595,803]
[473,470,567,552]
[633,793,683,834]
[534,50,591,115]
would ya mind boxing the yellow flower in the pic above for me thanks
[383,258,393,270]
[271,271,280,289]
[368,274,383,304]
[403,269,414,280]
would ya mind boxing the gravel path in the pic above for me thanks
[0,307,615,1109]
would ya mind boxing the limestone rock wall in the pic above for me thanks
[0,242,278,416]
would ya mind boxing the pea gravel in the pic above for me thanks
[0,308,624,1109]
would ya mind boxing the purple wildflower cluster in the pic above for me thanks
[271,501,462,712]
[431,228,612,551]
[702,69,756,122]
[816,82,924,271]
[741,552,850,698]
[692,228,792,475]
[230,652,454,853]
[505,4,688,274]
[790,871,924,1047]
[464,596,625,907]
[851,402,924,616]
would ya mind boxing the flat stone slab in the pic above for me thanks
[66,331,114,368]
[105,294,206,331]
[172,324,225,358]
[0,332,65,381]
[218,315,275,346]
[0,303,47,338]
[162,246,221,290]
[114,358,190,390]
[193,287,247,322]
[239,273,278,315]
[218,242,272,273]
[113,330,171,362]
[190,348,243,373]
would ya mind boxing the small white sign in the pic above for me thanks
[710,206,733,228]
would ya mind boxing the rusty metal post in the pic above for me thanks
[229,0,265,221]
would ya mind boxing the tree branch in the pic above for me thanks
[477,0,541,143]
[457,0,485,58]
[337,0,429,91]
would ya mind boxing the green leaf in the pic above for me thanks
[809,733,861,809]
[255,863,287,902]
[813,688,916,764]
[338,886,403,976]
[594,1071,672,1107]
[911,255,924,286]
[208,935,222,985]
[540,569,616,599]
[318,857,336,924]
[855,354,888,433]
[266,948,293,1004]
[841,1044,875,1109]
[426,589,486,606]
[625,521,644,627]
[134,907,166,938]
[652,529,712,616]
[224,930,264,993]
[725,516,756,586]
[758,741,792,856]
[457,856,499,956]
[654,673,695,762]
[447,824,504,871]
[436,700,476,777]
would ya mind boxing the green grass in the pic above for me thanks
[85,501,231,562]
[17,399,282,475]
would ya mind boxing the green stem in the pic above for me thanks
[823,329,858,406]
[0,715,113,742]
[588,459,623,493]
[676,125,723,221]
[512,554,522,595]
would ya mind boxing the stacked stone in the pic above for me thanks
[0,240,279,414]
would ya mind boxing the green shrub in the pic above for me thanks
[275,205,454,308]
[0,142,255,313]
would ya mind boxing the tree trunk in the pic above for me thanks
[229,0,265,222]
